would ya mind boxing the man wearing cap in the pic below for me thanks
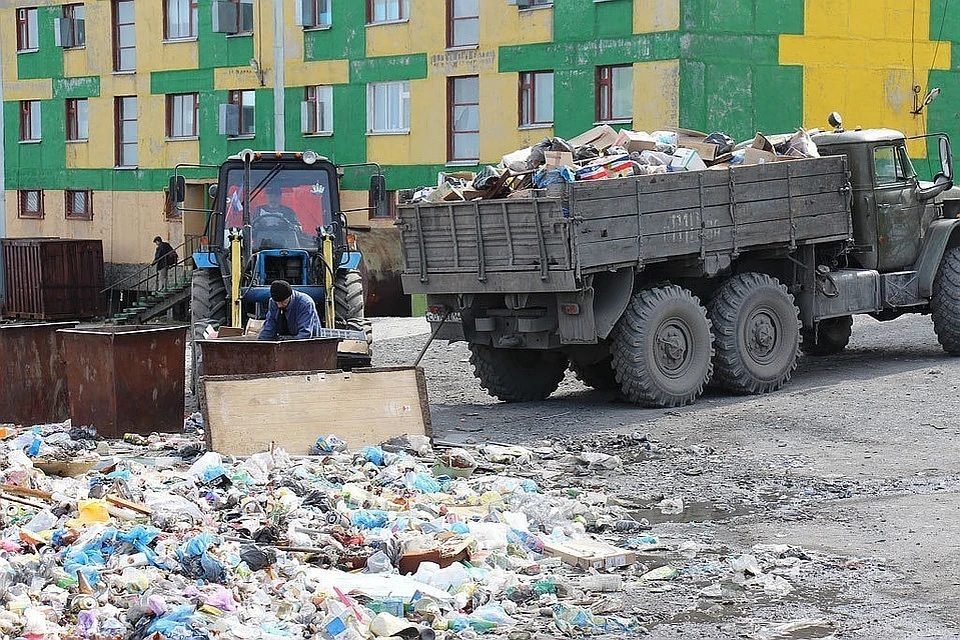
[258,280,323,341]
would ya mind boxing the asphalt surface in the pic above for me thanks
[371,314,960,638]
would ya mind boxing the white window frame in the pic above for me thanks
[168,93,198,139]
[367,0,410,25]
[367,81,410,134]
[165,0,198,40]
[302,85,334,135]
[20,100,41,142]
[297,0,332,29]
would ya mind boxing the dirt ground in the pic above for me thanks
[370,314,960,639]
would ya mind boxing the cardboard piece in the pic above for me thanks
[567,124,619,151]
[543,537,636,570]
[678,138,721,161]
[742,148,779,165]
[201,367,432,456]
[751,133,776,153]
[425,182,465,203]
[670,148,707,172]
[615,130,658,154]
[543,151,574,168]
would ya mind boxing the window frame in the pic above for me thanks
[366,0,410,25]
[369,189,397,220]
[301,0,332,29]
[595,63,633,123]
[65,189,93,221]
[164,0,198,40]
[18,190,43,219]
[518,70,553,128]
[112,0,136,72]
[115,95,138,168]
[62,4,85,49]
[227,89,256,137]
[447,75,480,163]
[16,8,38,52]
[19,100,41,142]
[65,98,88,142]
[367,81,410,134]
[518,0,553,9]
[447,0,479,49]
[166,93,199,139]
[304,85,334,135]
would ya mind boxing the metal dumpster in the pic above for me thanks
[0,322,77,425]
[1,238,105,320]
[197,337,338,377]
[58,325,187,437]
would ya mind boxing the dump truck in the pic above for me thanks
[399,120,960,407]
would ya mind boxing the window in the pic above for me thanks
[596,64,632,123]
[113,0,136,71]
[518,0,552,8]
[448,76,479,162]
[65,190,93,220]
[57,4,86,48]
[298,0,332,28]
[16,8,38,52]
[519,71,553,127]
[165,0,198,40]
[66,98,88,141]
[19,101,41,142]
[227,90,256,136]
[874,145,917,185]
[302,86,333,135]
[18,190,43,219]
[116,96,138,167]
[367,0,409,24]
[369,190,396,219]
[167,93,198,139]
[367,81,410,134]
[447,0,478,48]
[212,0,254,34]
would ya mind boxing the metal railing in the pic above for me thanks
[103,235,205,319]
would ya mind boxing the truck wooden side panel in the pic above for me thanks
[399,156,852,294]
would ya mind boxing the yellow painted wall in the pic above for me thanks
[634,0,680,33]
[633,60,679,131]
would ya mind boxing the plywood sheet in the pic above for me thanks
[201,367,431,456]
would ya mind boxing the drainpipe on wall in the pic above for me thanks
[273,0,285,152]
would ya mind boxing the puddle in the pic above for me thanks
[632,501,754,525]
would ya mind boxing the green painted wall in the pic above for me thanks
[16,6,64,81]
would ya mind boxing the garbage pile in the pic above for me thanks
[408,125,822,204]
[0,421,830,638]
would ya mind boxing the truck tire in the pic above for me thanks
[800,316,853,356]
[932,245,960,355]
[611,286,714,407]
[334,269,365,321]
[190,269,228,393]
[468,344,567,402]
[570,357,619,390]
[708,273,800,394]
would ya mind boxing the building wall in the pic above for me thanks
[1,0,956,307]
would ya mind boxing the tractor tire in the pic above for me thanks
[570,356,619,390]
[707,273,800,394]
[800,315,853,356]
[468,344,567,402]
[190,269,228,393]
[610,286,714,407]
[334,269,365,321]
[932,246,960,355]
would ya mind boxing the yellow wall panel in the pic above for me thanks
[366,1,445,57]
[82,96,118,169]
[368,77,446,166]
[156,40,199,71]
[481,1,552,47]
[65,142,91,169]
[633,0,680,34]
[285,60,350,87]
[81,2,115,77]
[214,67,266,91]
[3,79,52,101]
[63,48,88,78]
[633,60,679,131]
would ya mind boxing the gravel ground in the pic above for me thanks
[370,314,960,639]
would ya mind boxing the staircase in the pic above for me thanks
[110,272,193,324]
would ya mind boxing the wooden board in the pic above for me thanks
[542,537,636,570]
[201,367,432,456]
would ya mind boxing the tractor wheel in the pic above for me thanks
[707,273,800,394]
[468,344,567,402]
[570,356,619,391]
[932,246,960,355]
[334,269,365,321]
[800,316,853,356]
[610,286,714,407]
[190,269,228,393]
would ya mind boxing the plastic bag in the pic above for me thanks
[473,166,502,191]
[704,131,735,155]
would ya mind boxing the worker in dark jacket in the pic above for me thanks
[152,236,177,290]
[258,280,323,340]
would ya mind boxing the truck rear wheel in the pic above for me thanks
[468,344,567,402]
[932,246,960,355]
[334,269,365,321]
[708,273,800,394]
[570,356,619,390]
[190,268,228,393]
[800,316,852,356]
[611,286,714,407]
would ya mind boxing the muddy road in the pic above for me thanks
[373,314,960,638]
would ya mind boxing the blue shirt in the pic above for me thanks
[258,289,323,340]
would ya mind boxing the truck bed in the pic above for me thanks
[400,156,852,294]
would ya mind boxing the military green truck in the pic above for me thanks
[398,122,959,407]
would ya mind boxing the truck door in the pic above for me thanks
[873,144,922,272]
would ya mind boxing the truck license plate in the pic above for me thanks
[426,310,461,323]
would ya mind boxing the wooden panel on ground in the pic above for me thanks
[201,367,432,456]
[542,537,637,570]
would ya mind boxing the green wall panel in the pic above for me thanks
[16,6,65,80]
[53,76,101,99]
[151,69,215,95]
[350,54,428,84]
[499,32,679,73]
[682,0,803,34]
[303,1,366,61]
[197,0,254,69]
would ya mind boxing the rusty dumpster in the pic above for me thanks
[197,337,338,377]
[0,322,77,425]
[58,325,187,437]
[1,238,105,320]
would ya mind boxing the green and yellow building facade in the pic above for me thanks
[1,0,957,312]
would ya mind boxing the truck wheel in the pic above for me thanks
[611,286,714,407]
[334,269,365,320]
[570,357,619,390]
[708,273,800,394]
[800,316,853,356]
[932,246,960,355]
[190,269,228,394]
[468,344,567,402]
